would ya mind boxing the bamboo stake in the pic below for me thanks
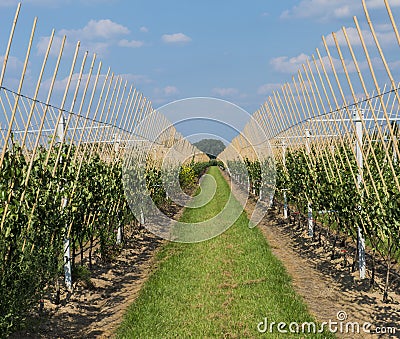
[21,29,55,147]
[86,72,114,160]
[311,53,351,180]
[383,0,400,46]
[0,3,21,87]
[50,41,81,173]
[301,64,334,183]
[100,79,128,159]
[304,60,339,182]
[315,46,362,196]
[361,1,400,161]
[22,35,67,246]
[352,17,400,191]
[0,16,37,171]
[61,51,89,172]
[330,31,388,199]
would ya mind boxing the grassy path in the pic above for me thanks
[117,167,332,338]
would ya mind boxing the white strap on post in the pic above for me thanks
[56,114,65,143]
[61,197,72,290]
[354,109,366,280]
[114,132,120,154]
[63,238,72,290]
[140,208,145,225]
[305,129,313,237]
[283,190,288,219]
[282,141,288,219]
[116,223,122,245]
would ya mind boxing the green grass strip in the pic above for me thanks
[117,167,334,338]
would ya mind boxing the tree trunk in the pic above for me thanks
[89,235,94,270]
[331,235,337,261]
[383,256,391,303]
[370,252,376,289]
[55,278,60,305]
[352,235,359,273]
[79,237,84,264]
[71,234,76,269]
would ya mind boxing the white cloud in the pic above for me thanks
[257,83,282,95]
[151,85,179,101]
[324,26,396,48]
[0,0,119,7]
[59,19,130,40]
[270,53,310,74]
[41,72,94,95]
[375,23,395,32]
[333,5,350,18]
[389,59,400,70]
[366,0,400,8]
[325,27,373,47]
[42,71,153,97]
[269,52,359,75]
[140,26,149,33]
[37,35,71,57]
[0,55,24,73]
[163,86,179,96]
[212,87,239,97]
[0,0,18,7]
[280,0,352,21]
[79,0,119,4]
[118,39,144,48]
[37,34,113,57]
[161,33,192,44]
[120,73,153,85]
[280,0,400,22]
[0,0,62,7]
[37,19,132,57]
[0,55,25,89]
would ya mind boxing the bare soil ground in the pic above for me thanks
[11,226,164,339]
[12,171,400,338]
[224,169,400,339]
[11,199,187,339]
[256,207,400,339]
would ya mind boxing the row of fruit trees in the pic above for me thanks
[0,4,209,335]
[221,0,400,304]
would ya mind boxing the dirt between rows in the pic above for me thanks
[224,169,400,339]
[13,170,400,338]
[10,226,164,339]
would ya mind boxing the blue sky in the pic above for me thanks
[1,0,400,140]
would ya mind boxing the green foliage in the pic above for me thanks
[0,138,220,336]
[275,141,400,279]
[193,139,226,159]
[233,138,399,293]
[0,143,133,336]
[227,157,275,199]
[72,264,94,290]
